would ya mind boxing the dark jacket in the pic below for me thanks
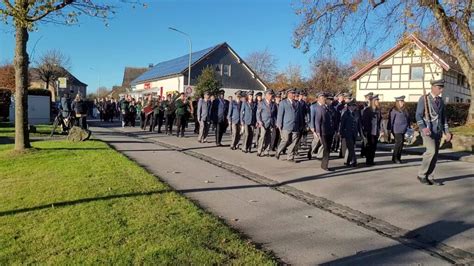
[211,98,229,123]
[361,107,382,137]
[390,108,410,134]
[312,103,335,136]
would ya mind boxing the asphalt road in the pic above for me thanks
[91,124,473,265]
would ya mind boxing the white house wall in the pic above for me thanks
[355,44,471,103]
[133,75,185,97]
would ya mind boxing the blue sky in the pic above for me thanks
[0,0,397,93]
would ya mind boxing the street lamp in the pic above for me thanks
[168,27,192,91]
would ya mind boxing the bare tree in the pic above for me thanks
[350,48,376,72]
[293,0,474,123]
[35,49,71,101]
[0,0,142,151]
[308,57,352,95]
[245,48,278,83]
[271,63,307,90]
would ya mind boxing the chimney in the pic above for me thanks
[148,63,154,68]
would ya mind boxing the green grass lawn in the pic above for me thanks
[0,139,274,264]
[0,122,53,137]
[451,124,474,137]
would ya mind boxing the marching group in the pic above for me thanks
[111,78,451,186]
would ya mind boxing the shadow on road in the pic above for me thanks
[321,220,473,265]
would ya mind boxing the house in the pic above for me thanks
[30,67,87,102]
[350,35,471,103]
[130,42,267,98]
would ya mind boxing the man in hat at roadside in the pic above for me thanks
[360,91,374,158]
[256,89,277,157]
[228,90,243,150]
[197,91,212,143]
[415,79,451,185]
[211,89,229,146]
[276,88,304,162]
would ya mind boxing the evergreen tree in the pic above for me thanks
[195,66,222,98]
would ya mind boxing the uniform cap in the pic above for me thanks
[255,92,263,97]
[346,99,357,106]
[394,95,406,101]
[234,90,241,95]
[370,94,379,101]
[364,92,374,97]
[219,89,225,94]
[247,90,254,96]
[316,92,326,97]
[430,79,445,87]
[265,89,275,95]
[287,88,296,94]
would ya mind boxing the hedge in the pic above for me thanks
[28,88,52,97]
[357,102,470,127]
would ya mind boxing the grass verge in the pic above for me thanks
[0,138,274,264]
[451,124,474,137]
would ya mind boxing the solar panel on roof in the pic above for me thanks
[131,43,222,85]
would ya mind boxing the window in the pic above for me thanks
[410,65,424,80]
[378,67,392,81]
[457,74,465,86]
[215,64,223,75]
[223,64,231,77]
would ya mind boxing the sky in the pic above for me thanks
[0,0,398,93]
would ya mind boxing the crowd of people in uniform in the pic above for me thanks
[107,78,451,186]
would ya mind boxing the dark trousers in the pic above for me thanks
[242,125,254,151]
[320,134,333,169]
[332,134,341,151]
[215,121,227,144]
[176,114,186,136]
[76,115,87,129]
[165,114,175,134]
[392,133,405,161]
[365,135,378,165]
[194,119,200,134]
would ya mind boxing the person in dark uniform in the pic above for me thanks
[311,92,335,171]
[129,98,138,127]
[254,91,263,148]
[339,99,362,167]
[228,90,243,150]
[360,92,374,158]
[72,94,87,129]
[256,89,277,157]
[275,88,304,162]
[241,90,255,153]
[416,79,451,185]
[211,90,229,146]
[270,91,282,151]
[163,94,176,135]
[361,94,382,166]
[331,92,344,152]
[197,92,212,143]
[390,95,410,164]
[151,97,163,132]
[298,90,310,148]
[192,98,199,134]
[175,93,190,138]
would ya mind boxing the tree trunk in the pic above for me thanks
[14,24,31,151]
[468,73,474,124]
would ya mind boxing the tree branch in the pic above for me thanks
[26,0,74,22]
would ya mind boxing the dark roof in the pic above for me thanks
[350,34,464,81]
[121,67,149,88]
[30,67,87,87]
[131,43,224,85]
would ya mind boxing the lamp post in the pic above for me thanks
[168,27,192,92]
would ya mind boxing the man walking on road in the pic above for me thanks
[197,92,212,143]
[228,90,243,150]
[415,79,452,185]
[256,89,277,157]
[311,92,335,171]
[276,88,303,162]
[211,89,229,146]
